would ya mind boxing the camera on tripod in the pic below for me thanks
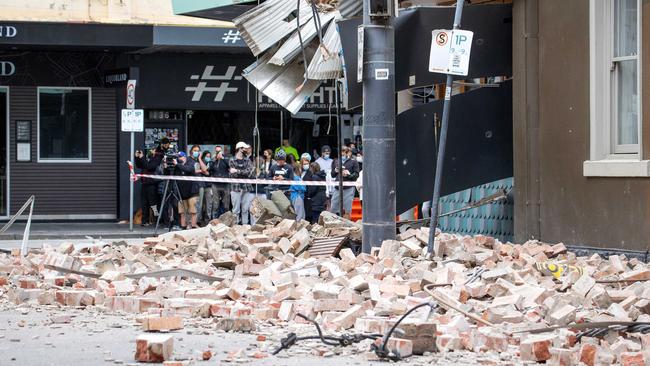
[163,148,179,174]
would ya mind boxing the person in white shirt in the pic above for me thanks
[315,145,333,173]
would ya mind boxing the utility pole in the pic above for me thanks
[427,0,466,256]
[361,0,396,253]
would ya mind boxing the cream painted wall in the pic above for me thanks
[0,0,232,27]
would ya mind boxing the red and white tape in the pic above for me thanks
[127,161,359,187]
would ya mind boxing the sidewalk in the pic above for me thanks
[0,222,157,240]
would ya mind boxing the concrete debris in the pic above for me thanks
[2,215,650,364]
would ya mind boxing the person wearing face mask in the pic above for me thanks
[315,145,333,172]
[306,163,327,223]
[355,152,363,170]
[330,146,359,219]
[268,150,294,194]
[315,145,334,209]
[229,141,255,225]
[176,146,201,229]
[289,164,306,221]
[209,146,230,217]
[196,150,213,225]
[299,153,314,222]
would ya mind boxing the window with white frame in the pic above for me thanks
[38,87,91,162]
[585,0,645,177]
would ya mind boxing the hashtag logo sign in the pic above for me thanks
[185,65,243,102]
[222,30,241,44]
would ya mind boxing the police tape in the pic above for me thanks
[127,161,359,187]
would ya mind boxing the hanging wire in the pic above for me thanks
[296,0,309,91]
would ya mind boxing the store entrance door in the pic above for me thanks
[0,87,7,217]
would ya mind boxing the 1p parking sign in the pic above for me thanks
[429,29,474,76]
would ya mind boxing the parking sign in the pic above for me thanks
[429,29,474,76]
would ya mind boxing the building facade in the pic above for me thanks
[513,0,650,251]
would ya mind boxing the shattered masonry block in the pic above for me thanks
[386,338,413,358]
[213,317,256,333]
[135,334,173,363]
[142,316,183,332]
[520,334,555,362]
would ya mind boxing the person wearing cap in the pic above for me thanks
[330,146,359,219]
[289,164,307,221]
[176,146,201,229]
[268,149,294,193]
[275,138,299,162]
[229,141,255,225]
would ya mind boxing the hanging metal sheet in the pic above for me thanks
[233,0,315,57]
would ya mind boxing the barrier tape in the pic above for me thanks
[127,161,359,187]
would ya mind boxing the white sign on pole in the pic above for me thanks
[126,79,136,109]
[428,29,474,76]
[121,109,144,132]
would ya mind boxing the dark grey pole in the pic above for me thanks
[361,0,396,253]
[427,0,466,256]
[335,80,344,216]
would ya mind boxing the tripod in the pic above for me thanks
[154,177,183,235]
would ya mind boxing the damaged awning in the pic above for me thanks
[172,0,257,22]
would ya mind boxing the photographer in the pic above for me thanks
[209,146,230,218]
[134,137,169,226]
[176,146,201,230]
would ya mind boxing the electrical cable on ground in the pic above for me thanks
[371,301,437,361]
[272,313,383,355]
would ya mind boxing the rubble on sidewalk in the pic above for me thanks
[2,212,650,364]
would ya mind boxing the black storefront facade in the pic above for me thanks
[0,21,340,220]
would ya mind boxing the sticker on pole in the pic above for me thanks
[429,29,474,76]
[121,109,144,132]
[357,26,364,83]
[126,79,136,109]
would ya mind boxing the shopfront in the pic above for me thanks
[0,21,150,219]
[118,51,360,219]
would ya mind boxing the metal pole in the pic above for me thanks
[361,0,396,253]
[335,80,344,216]
[427,0,466,256]
[129,131,134,232]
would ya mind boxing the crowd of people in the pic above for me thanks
[134,138,363,230]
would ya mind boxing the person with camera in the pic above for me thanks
[209,145,230,218]
[229,142,255,225]
[176,145,201,230]
[134,137,169,226]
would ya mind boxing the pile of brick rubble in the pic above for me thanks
[1,211,650,365]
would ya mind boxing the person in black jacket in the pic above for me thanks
[268,150,294,194]
[177,147,201,229]
[209,145,230,217]
[306,162,327,223]
[330,146,359,218]
[134,137,168,226]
